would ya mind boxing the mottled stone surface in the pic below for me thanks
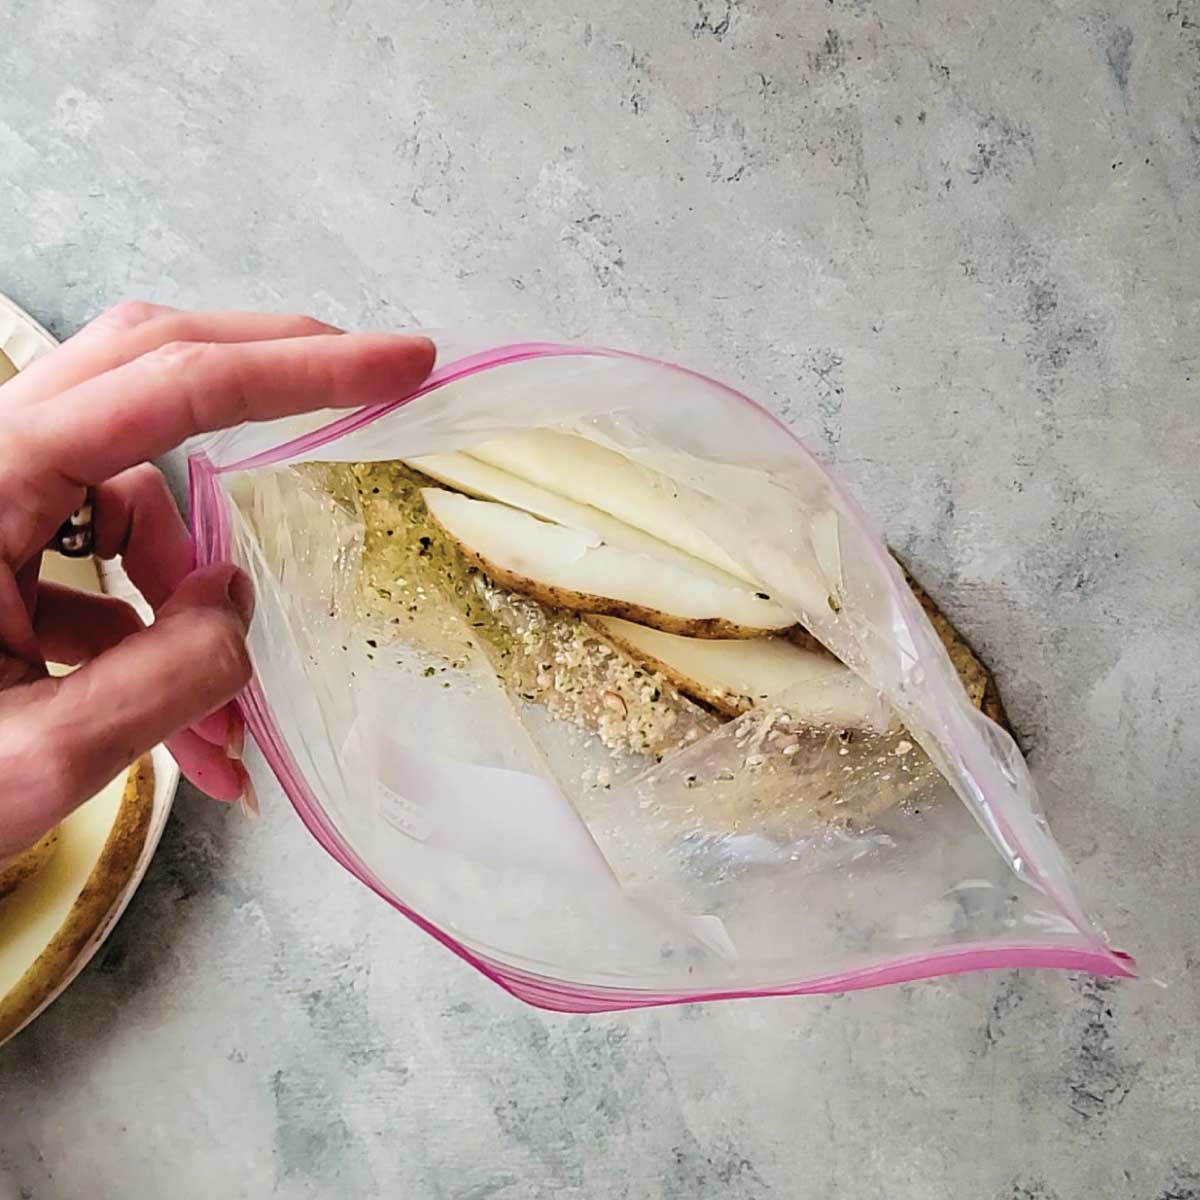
[1,1,1198,1196]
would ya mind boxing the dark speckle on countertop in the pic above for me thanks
[271,1066,368,1191]
[692,0,738,40]
[1009,1180,1061,1200]
[1104,25,1135,93]
[1067,977,1141,1128]
[810,27,846,75]
[966,115,1034,183]
[982,972,1028,1050]
[666,1141,769,1197]
[806,347,846,451]
[1153,1166,1200,1200]
[564,212,626,293]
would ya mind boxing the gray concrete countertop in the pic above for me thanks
[1,3,1197,1197]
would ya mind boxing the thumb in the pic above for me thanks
[0,565,253,853]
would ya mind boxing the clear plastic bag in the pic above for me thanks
[188,337,1133,1010]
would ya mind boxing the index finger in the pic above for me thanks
[8,302,342,406]
[17,331,436,487]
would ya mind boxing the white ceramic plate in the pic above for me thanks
[0,293,179,1046]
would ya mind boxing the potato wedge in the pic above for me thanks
[0,757,154,1044]
[468,430,755,583]
[409,451,765,592]
[588,615,890,730]
[421,488,794,638]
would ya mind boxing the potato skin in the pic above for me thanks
[895,559,1013,733]
[582,615,751,718]
[0,829,60,900]
[429,492,1010,725]
[448,540,785,640]
[586,566,1011,728]
[0,756,154,1044]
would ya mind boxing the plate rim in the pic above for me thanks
[0,293,180,1046]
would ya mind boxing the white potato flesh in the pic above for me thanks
[421,489,794,638]
[590,615,890,731]
[0,771,127,999]
[466,430,755,584]
[409,451,772,592]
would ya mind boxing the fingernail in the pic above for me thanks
[406,334,437,363]
[227,568,255,629]
[225,718,245,762]
[237,770,259,821]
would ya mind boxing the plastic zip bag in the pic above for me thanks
[188,338,1133,1011]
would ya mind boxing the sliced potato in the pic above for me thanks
[421,488,793,638]
[409,451,765,592]
[0,830,60,900]
[39,549,106,594]
[467,430,755,584]
[0,757,154,1043]
[589,615,890,730]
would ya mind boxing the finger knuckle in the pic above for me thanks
[0,712,83,813]
[38,751,85,815]
[124,460,171,502]
[100,299,161,330]
[105,596,144,641]
[196,614,252,690]
[150,338,210,370]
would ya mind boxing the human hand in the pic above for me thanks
[0,302,435,858]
